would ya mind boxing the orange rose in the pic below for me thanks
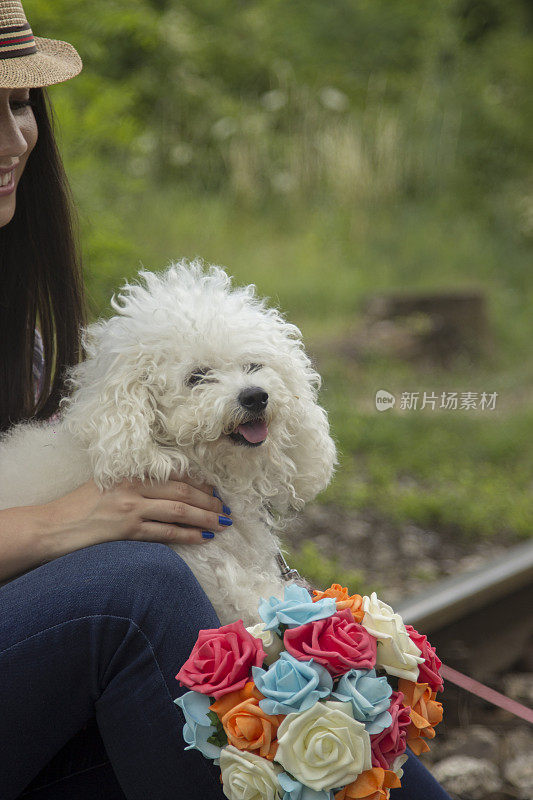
[313,584,365,623]
[398,679,443,756]
[210,680,264,720]
[211,681,283,760]
[334,768,401,800]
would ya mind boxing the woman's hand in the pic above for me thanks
[0,475,232,583]
[46,474,232,549]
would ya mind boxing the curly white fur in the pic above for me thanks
[0,261,337,624]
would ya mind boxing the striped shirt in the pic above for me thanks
[33,330,61,423]
[32,328,45,403]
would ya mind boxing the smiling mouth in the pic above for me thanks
[228,418,269,447]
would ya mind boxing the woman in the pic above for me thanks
[0,4,234,799]
[0,3,451,798]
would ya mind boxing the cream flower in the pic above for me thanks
[274,700,372,791]
[246,623,284,666]
[361,593,424,682]
[391,753,409,780]
[220,745,282,800]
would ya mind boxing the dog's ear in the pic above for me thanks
[287,400,337,509]
[63,325,174,489]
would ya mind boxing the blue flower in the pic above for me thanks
[252,651,333,715]
[258,584,336,633]
[174,691,221,761]
[331,668,392,734]
[278,772,333,800]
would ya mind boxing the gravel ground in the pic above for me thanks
[289,503,511,605]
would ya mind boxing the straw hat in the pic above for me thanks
[0,0,82,88]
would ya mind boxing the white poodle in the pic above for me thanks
[0,262,336,625]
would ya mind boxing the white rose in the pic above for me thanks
[220,745,282,800]
[246,622,284,666]
[362,592,424,682]
[274,700,372,792]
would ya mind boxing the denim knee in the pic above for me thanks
[47,540,220,631]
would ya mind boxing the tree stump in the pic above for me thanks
[361,289,491,367]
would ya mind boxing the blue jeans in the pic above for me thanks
[0,541,450,799]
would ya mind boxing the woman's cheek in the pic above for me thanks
[15,109,38,185]
[22,109,38,160]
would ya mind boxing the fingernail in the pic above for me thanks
[219,516,233,527]
[213,488,230,514]
[202,531,215,539]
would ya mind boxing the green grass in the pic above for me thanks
[283,542,367,596]
[322,402,533,539]
[81,187,532,358]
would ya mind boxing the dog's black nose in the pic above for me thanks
[239,387,269,414]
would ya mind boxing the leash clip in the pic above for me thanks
[275,551,302,582]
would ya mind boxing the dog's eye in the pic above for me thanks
[186,367,212,387]
[245,363,263,374]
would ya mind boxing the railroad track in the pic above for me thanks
[396,538,533,636]
[396,538,533,723]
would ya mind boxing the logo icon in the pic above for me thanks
[375,390,396,411]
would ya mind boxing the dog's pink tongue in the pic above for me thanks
[238,421,268,443]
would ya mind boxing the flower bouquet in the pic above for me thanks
[175,584,444,800]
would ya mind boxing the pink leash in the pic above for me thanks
[441,663,533,724]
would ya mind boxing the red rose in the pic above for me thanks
[283,609,376,677]
[370,691,411,769]
[405,625,443,693]
[175,620,266,699]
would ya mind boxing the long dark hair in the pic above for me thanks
[0,87,85,433]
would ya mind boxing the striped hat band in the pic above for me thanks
[0,0,82,87]
[0,21,37,59]
[0,0,81,89]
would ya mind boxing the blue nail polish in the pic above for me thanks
[219,516,233,526]
[202,531,215,539]
[213,488,230,514]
